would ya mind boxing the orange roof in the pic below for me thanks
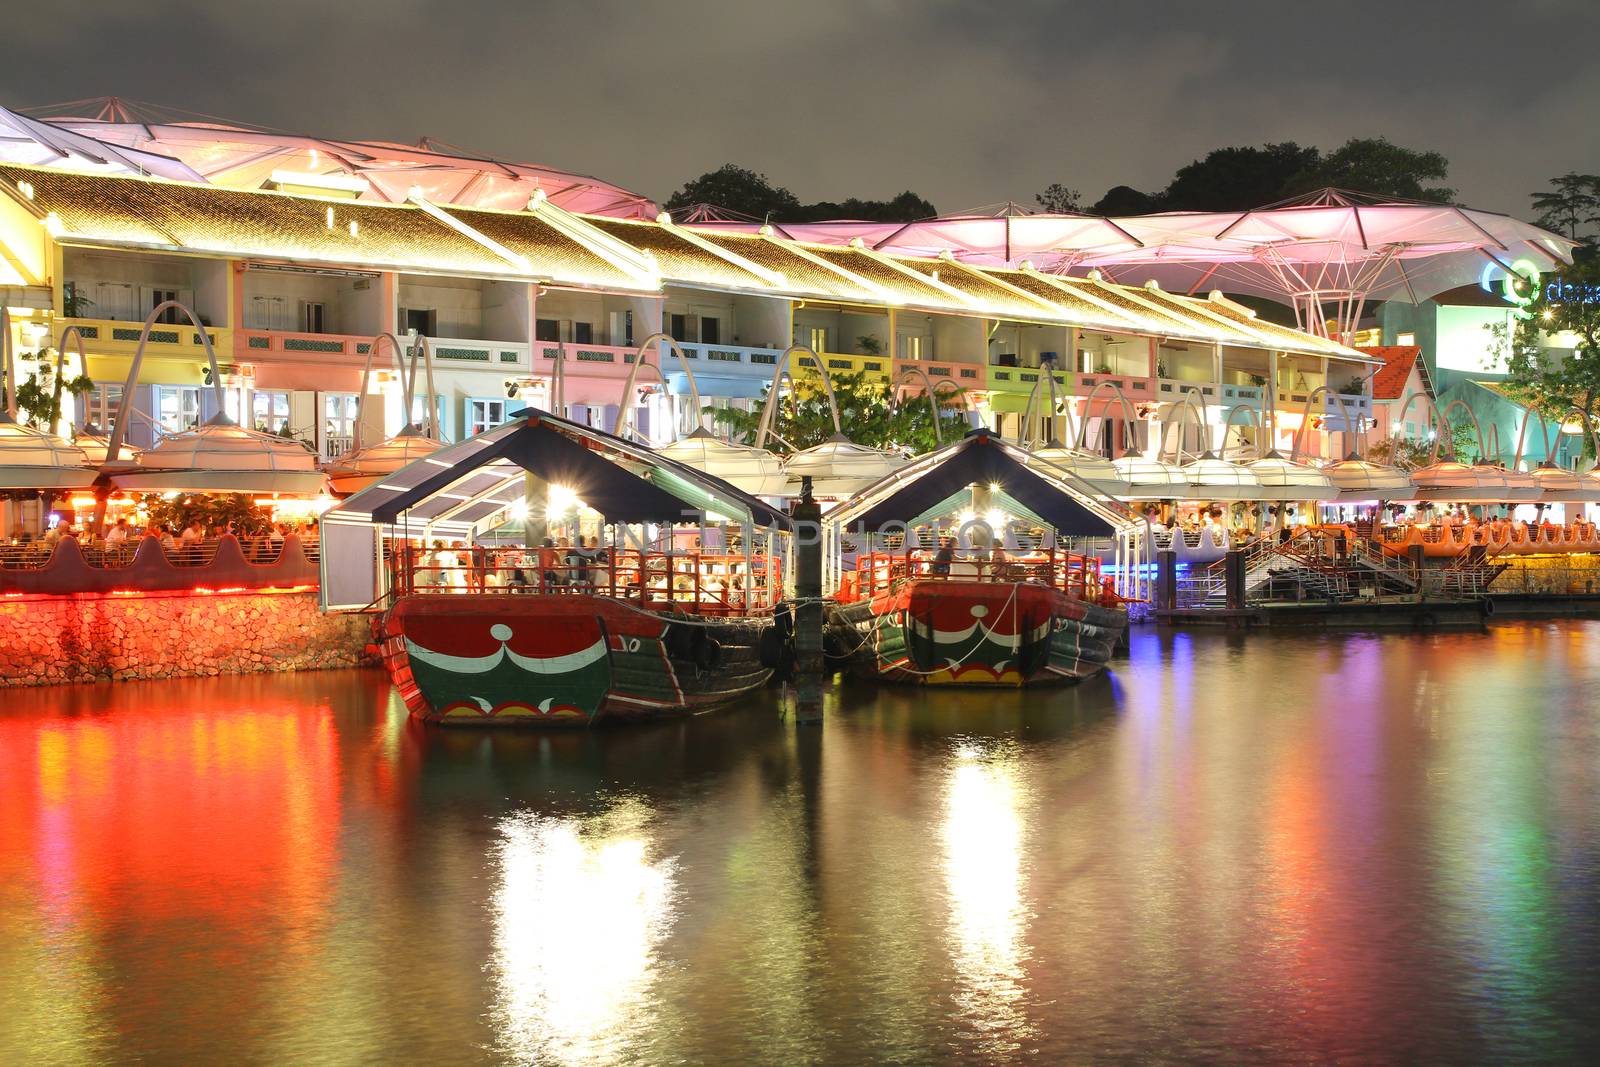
[1359,346,1424,400]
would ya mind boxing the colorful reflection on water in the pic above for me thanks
[1,623,1599,1064]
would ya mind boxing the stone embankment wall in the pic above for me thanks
[0,591,373,688]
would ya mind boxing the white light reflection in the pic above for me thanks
[490,801,676,1066]
[941,740,1034,1050]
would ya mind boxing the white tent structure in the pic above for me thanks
[0,103,203,181]
[698,189,1576,342]
[13,97,655,216]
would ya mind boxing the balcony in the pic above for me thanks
[1155,378,1219,404]
[1220,382,1266,409]
[428,337,532,369]
[893,357,985,392]
[60,316,232,379]
[536,342,638,406]
[662,342,784,371]
[239,329,373,360]
[1074,371,1155,401]
[796,352,890,384]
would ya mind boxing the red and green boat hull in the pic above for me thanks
[827,580,1125,686]
[381,594,773,725]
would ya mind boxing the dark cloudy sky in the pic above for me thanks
[8,1,1598,216]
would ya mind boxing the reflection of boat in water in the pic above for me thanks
[824,429,1145,687]
[321,410,791,726]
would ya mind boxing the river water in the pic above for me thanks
[2,622,1599,1065]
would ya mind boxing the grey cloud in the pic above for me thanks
[2,0,1595,215]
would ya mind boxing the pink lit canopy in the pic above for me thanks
[695,190,1575,341]
[12,97,656,217]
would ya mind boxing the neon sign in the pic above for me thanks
[1478,259,1542,319]
[1480,261,1600,315]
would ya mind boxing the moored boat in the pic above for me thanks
[823,429,1146,687]
[320,410,791,726]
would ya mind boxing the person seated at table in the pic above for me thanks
[989,544,1010,580]
[104,519,130,547]
[931,538,955,577]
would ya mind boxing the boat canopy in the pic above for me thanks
[829,429,1136,538]
[322,410,791,610]
[329,409,789,534]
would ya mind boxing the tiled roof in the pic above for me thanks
[1358,346,1423,399]
[3,164,523,278]
[0,162,1368,361]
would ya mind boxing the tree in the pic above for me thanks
[1530,172,1600,246]
[140,493,274,535]
[12,350,93,431]
[706,370,967,456]
[1368,420,1479,468]
[1089,185,1164,215]
[664,164,801,221]
[1162,142,1321,212]
[1493,254,1600,458]
[1035,183,1083,214]
[1288,137,1453,203]
[789,191,935,223]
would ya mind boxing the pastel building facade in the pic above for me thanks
[0,163,1373,469]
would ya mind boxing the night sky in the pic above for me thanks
[8,1,1597,216]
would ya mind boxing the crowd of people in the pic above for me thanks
[406,537,768,608]
[2,517,320,567]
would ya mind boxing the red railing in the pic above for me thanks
[839,547,1111,605]
[392,547,780,616]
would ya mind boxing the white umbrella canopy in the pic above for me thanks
[109,415,326,495]
[1245,451,1338,502]
[0,413,98,490]
[655,430,788,498]
[1112,455,1189,500]
[1405,459,1542,503]
[1531,464,1600,503]
[1321,456,1415,501]
[71,423,136,466]
[1028,441,1130,497]
[325,428,447,496]
[782,436,906,499]
[1178,452,1265,501]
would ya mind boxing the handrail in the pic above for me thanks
[394,546,780,616]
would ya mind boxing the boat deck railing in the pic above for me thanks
[393,547,781,617]
[840,548,1114,606]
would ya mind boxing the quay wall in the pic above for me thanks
[0,590,372,688]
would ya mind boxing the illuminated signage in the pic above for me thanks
[1480,261,1600,314]
[1478,259,1541,319]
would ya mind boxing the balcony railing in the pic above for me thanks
[323,434,355,459]
[893,357,985,390]
[665,342,786,371]
[985,365,1068,393]
[1220,383,1266,408]
[60,316,229,359]
[1075,372,1155,399]
[1156,378,1218,402]
[239,329,374,359]
[796,352,890,382]
[429,337,532,368]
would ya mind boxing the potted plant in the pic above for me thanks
[856,335,883,356]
